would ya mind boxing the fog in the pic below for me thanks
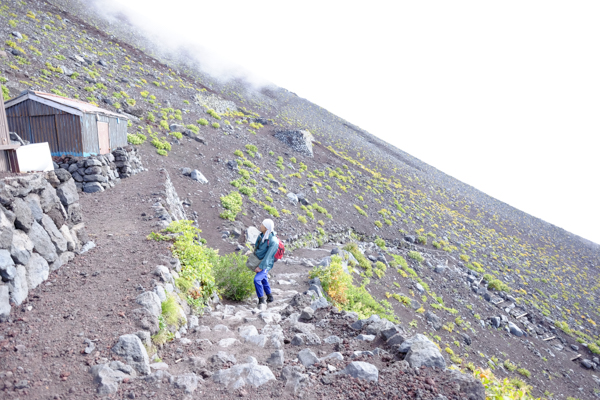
[86,0,600,244]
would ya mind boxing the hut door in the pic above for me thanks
[97,122,110,154]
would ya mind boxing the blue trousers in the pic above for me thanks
[254,269,271,298]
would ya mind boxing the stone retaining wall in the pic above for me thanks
[52,146,144,193]
[0,173,93,321]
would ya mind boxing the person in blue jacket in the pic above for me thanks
[253,219,278,306]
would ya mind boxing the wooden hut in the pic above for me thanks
[4,90,128,157]
[0,84,19,172]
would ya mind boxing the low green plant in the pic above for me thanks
[197,118,208,126]
[220,192,243,221]
[213,252,254,301]
[374,237,386,250]
[127,133,147,145]
[408,251,424,263]
[517,368,531,378]
[503,359,517,372]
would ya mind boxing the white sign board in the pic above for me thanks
[16,143,54,172]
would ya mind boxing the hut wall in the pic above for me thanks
[81,113,99,156]
[0,84,9,147]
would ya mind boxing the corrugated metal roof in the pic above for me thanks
[4,90,128,119]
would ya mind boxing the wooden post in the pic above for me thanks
[515,313,528,319]
[570,354,581,361]
[542,336,555,341]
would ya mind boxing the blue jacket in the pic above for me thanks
[254,232,278,272]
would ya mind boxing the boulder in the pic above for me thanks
[111,334,150,375]
[442,369,486,400]
[39,181,61,212]
[135,291,162,318]
[365,319,395,336]
[507,322,524,337]
[190,169,208,184]
[340,362,379,382]
[287,193,298,205]
[266,350,284,367]
[28,221,58,263]
[25,253,49,290]
[131,308,159,334]
[57,179,79,206]
[212,359,275,389]
[281,365,307,395]
[0,249,16,281]
[0,210,14,250]
[425,311,443,330]
[24,194,43,223]
[405,338,446,369]
[40,215,67,253]
[12,198,33,232]
[172,373,199,394]
[10,230,32,265]
[298,348,319,367]
[274,130,315,157]
[0,284,10,321]
[83,182,104,193]
[59,225,76,251]
[8,265,28,305]
[90,363,128,395]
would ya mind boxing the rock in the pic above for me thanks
[340,362,379,382]
[83,182,104,193]
[246,226,260,245]
[281,365,308,395]
[287,193,298,205]
[442,369,486,400]
[387,333,407,346]
[425,311,443,330]
[212,360,275,389]
[392,333,432,354]
[12,198,33,232]
[581,359,594,369]
[209,351,237,367]
[461,333,472,346]
[28,221,58,263]
[321,352,344,362]
[25,253,49,290]
[57,179,78,206]
[274,130,315,157]
[172,373,199,394]
[381,325,402,341]
[218,338,240,348]
[226,160,237,171]
[0,284,10,321]
[10,230,32,265]
[434,265,447,274]
[357,334,376,342]
[324,335,342,344]
[8,265,27,306]
[111,334,150,375]
[41,215,67,253]
[405,338,446,369]
[300,306,314,320]
[135,291,162,318]
[190,169,208,184]
[59,225,76,251]
[491,317,501,328]
[90,363,128,395]
[508,322,523,337]
[266,350,284,367]
[298,348,319,367]
[311,297,329,310]
[181,167,192,176]
[0,249,16,280]
[0,210,13,250]
[365,319,395,336]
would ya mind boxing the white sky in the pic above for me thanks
[98,0,600,244]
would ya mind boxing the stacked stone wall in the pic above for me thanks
[0,173,93,321]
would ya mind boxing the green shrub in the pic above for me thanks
[503,359,517,372]
[220,192,243,221]
[170,131,183,139]
[186,124,199,134]
[212,122,220,129]
[297,215,307,224]
[374,237,386,249]
[161,294,185,327]
[127,133,147,145]
[417,235,427,244]
[408,251,424,263]
[374,221,383,228]
[213,252,254,301]
[488,278,510,292]
[517,368,531,378]
[197,118,209,126]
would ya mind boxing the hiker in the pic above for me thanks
[253,219,279,306]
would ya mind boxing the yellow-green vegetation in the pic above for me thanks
[408,251,424,263]
[474,369,535,399]
[309,255,397,322]
[211,122,220,129]
[354,205,368,217]
[298,215,307,223]
[517,368,531,378]
[2,85,9,101]
[127,133,146,145]
[212,252,255,301]
[374,261,387,278]
[197,118,208,126]
[374,237,386,250]
[503,359,517,372]
[344,243,373,277]
[220,192,243,221]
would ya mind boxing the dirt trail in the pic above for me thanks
[0,170,172,399]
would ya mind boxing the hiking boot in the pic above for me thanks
[257,296,266,306]
[266,294,274,303]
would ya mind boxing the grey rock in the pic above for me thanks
[442,369,486,400]
[111,334,150,375]
[0,249,16,280]
[90,363,128,395]
[324,335,342,344]
[366,319,395,336]
[56,179,78,206]
[28,221,58,263]
[321,352,344,362]
[59,225,76,251]
[491,317,501,328]
[0,284,10,321]
[86,159,102,168]
[209,351,237,367]
[266,350,284,367]
[212,360,275,389]
[25,253,49,290]
[131,308,159,334]
[340,361,379,382]
[405,339,446,369]
[381,325,402,341]
[172,373,199,394]
[0,210,13,250]
[387,333,407,346]
[391,333,431,354]
[425,311,443,330]
[281,365,308,395]
[10,230,32,265]
[508,322,523,337]
[181,167,192,176]
[357,334,375,342]
[41,215,67,253]
[300,306,314,320]
[461,333,472,346]
[8,265,27,305]
[274,130,315,157]
[581,359,594,369]
[434,265,447,274]
[134,331,152,347]
[311,296,329,310]
[83,174,107,183]
[83,182,104,193]
[190,169,208,184]
[136,291,162,318]
[287,192,298,205]
[25,194,43,222]
[298,348,319,367]
[12,198,33,232]
[570,344,579,351]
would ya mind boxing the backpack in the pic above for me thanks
[267,237,285,260]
